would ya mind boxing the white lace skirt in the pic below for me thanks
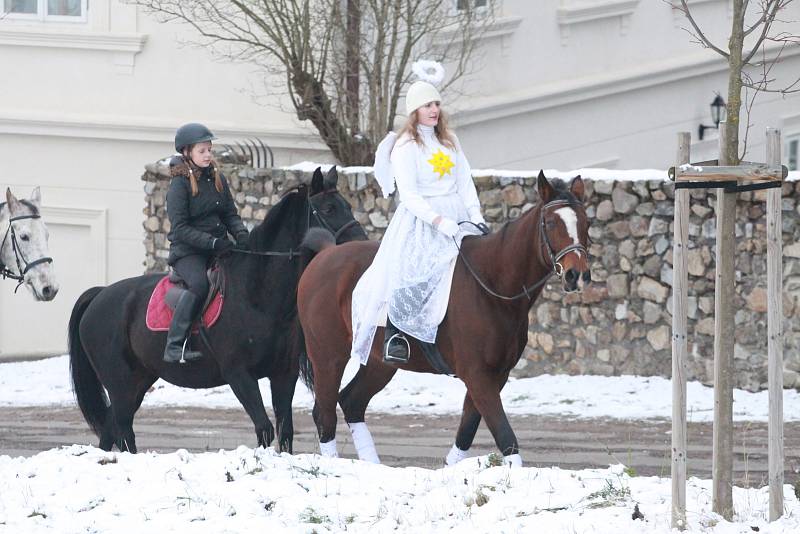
[350,193,476,364]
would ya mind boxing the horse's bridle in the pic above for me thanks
[234,187,363,259]
[456,198,588,301]
[0,214,54,292]
[538,199,589,278]
[307,190,361,243]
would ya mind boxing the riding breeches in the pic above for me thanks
[172,254,210,300]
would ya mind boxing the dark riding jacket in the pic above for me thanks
[166,156,247,265]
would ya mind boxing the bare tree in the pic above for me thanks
[128,0,494,165]
[670,0,799,164]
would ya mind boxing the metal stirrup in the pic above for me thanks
[385,332,411,361]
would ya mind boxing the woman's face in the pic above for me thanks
[417,101,441,127]
[188,141,213,167]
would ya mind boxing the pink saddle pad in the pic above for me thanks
[145,275,223,332]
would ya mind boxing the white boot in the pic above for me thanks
[348,422,380,464]
[504,453,523,467]
[445,444,469,465]
[319,438,338,458]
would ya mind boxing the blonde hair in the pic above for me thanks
[398,108,456,150]
[182,147,223,197]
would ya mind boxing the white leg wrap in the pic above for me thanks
[445,444,469,466]
[319,439,338,458]
[504,453,523,467]
[348,422,380,464]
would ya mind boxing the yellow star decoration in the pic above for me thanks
[428,149,455,179]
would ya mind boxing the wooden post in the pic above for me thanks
[713,121,735,520]
[671,132,691,530]
[766,127,784,521]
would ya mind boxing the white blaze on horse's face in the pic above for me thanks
[554,206,588,291]
[2,188,59,301]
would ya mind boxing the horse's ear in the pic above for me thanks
[30,186,42,207]
[570,175,584,202]
[537,170,555,204]
[311,167,324,194]
[324,166,339,190]
[5,188,21,214]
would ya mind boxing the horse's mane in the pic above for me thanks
[490,178,579,244]
[547,178,580,205]
[248,186,307,250]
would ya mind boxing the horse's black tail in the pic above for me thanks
[295,229,333,393]
[301,228,335,261]
[297,333,315,393]
[68,286,109,438]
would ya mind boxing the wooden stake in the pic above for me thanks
[766,127,784,521]
[713,121,735,520]
[672,132,690,530]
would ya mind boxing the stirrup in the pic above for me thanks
[384,332,411,364]
[179,337,203,364]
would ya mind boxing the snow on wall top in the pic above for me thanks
[283,161,800,182]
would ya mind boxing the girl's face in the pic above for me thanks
[417,101,441,127]
[188,141,213,167]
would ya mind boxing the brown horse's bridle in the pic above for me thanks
[0,213,54,293]
[456,198,588,301]
[538,199,589,278]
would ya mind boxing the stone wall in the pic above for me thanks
[142,161,800,391]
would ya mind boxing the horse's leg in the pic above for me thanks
[445,393,482,465]
[107,370,156,454]
[463,372,521,466]
[447,368,512,465]
[338,362,397,463]
[308,353,348,458]
[224,366,274,448]
[269,369,298,454]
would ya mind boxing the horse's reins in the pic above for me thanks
[0,214,53,293]
[231,188,361,259]
[454,199,588,301]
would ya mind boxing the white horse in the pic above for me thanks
[1,188,58,301]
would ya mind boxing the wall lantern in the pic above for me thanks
[698,94,726,140]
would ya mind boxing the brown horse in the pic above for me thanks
[297,171,591,465]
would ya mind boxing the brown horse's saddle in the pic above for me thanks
[418,337,455,376]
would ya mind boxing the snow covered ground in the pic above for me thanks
[3,356,800,532]
[2,355,800,423]
[0,445,797,533]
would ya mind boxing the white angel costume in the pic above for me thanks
[350,124,485,364]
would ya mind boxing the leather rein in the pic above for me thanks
[233,188,361,260]
[455,199,588,301]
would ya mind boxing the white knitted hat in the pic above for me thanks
[404,81,442,116]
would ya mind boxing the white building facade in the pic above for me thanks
[0,0,798,358]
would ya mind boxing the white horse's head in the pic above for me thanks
[1,188,58,301]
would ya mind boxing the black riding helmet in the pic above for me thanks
[174,123,217,153]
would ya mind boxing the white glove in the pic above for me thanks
[436,217,460,237]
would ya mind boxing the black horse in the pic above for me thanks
[68,167,366,453]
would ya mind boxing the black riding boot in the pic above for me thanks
[383,320,410,364]
[163,291,204,363]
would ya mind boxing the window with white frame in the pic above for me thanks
[456,0,489,10]
[787,134,799,171]
[2,0,87,22]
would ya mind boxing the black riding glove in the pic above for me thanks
[212,238,234,255]
[235,231,250,251]
[476,222,491,236]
